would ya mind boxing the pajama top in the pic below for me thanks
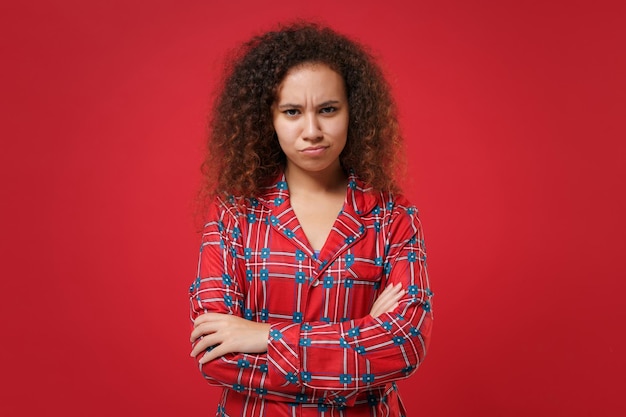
[189,173,433,416]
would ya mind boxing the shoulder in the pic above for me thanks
[205,170,285,224]
[349,173,423,238]
[203,194,248,235]
[388,192,420,222]
[205,190,274,232]
[361,186,419,220]
[349,173,417,217]
[360,187,423,244]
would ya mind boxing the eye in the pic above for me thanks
[283,109,300,116]
[320,107,337,114]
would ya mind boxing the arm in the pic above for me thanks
[264,204,433,406]
[191,283,402,363]
[189,199,404,395]
[189,199,303,400]
[191,282,404,362]
[190,198,432,405]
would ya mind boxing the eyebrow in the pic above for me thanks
[276,100,342,109]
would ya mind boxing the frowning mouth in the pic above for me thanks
[300,146,328,154]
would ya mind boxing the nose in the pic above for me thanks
[302,113,323,141]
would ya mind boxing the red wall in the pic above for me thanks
[2,1,624,416]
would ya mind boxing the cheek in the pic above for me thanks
[332,116,349,139]
[274,129,294,155]
[274,123,294,145]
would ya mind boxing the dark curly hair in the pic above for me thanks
[201,22,404,203]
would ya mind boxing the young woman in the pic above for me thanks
[189,23,433,417]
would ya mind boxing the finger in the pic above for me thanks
[193,312,225,328]
[375,284,402,305]
[386,301,399,314]
[370,306,383,318]
[373,296,397,315]
[370,287,395,316]
[383,289,405,308]
[371,287,405,317]
[190,321,221,343]
[375,287,396,305]
[370,298,391,318]
[199,342,231,364]
[383,282,403,295]
[371,299,399,318]
[190,329,226,356]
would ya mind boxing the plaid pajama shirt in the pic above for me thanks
[189,173,433,416]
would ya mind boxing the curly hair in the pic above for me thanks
[200,22,404,202]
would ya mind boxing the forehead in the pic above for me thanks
[275,63,346,101]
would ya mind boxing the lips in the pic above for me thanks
[300,146,328,155]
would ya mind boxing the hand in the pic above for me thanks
[369,282,405,318]
[190,313,271,364]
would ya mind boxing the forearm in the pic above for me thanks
[265,232,433,402]
[267,304,431,391]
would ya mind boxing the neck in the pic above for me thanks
[284,164,348,196]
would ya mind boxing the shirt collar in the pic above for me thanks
[255,170,380,268]
[255,171,379,217]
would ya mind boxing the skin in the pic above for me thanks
[190,64,405,364]
[271,63,349,187]
[272,63,351,251]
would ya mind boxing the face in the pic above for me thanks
[272,63,349,180]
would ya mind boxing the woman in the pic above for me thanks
[189,23,433,416]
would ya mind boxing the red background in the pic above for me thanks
[2,1,625,416]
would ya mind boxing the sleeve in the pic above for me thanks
[265,203,433,407]
[189,198,303,401]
